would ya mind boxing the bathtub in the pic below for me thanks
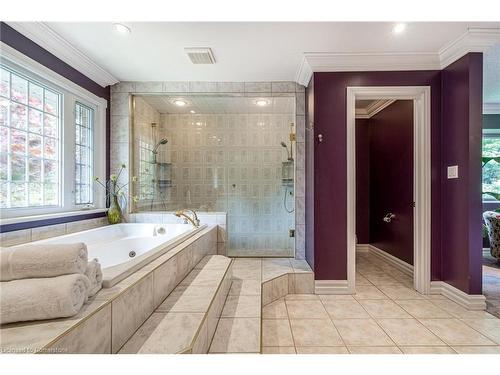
[32,223,206,287]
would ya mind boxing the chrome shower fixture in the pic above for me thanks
[281,141,293,161]
[151,138,168,164]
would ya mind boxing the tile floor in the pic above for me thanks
[261,252,500,354]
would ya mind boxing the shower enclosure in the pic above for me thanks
[131,95,296,257]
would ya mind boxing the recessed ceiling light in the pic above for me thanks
[113,23,131,35]
[393,23,407,34]
[189,110,196,114]
[255,99,270,107]
[173,99,187,107]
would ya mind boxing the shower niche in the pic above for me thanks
[131,94,296,257]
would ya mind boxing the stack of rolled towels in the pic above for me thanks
[0,243,102,325]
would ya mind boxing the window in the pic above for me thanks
[75,103,94,205]
[138,140,155,201]
[0,45,107,220]
[482,129,500,201]
[0,66,61,208]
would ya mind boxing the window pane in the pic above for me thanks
[11,75,28,104]
[74,103,93,205]
[29,108,43,134]
[28,182,42,206]
[44,90,58,115]
[10,103,27,129]
[1,64,61,209]
[43,114,58,137]
[28,133,42,158]
[482,136,500,198]
[28,83,44,110]
[0,68,10,98]
[0,97,9,126]
[0,127,8,153]
[10,129,26,154]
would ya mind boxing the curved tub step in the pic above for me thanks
[119,255,232,354]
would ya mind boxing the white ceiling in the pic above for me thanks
[8,22,500,102]
[140,95,295,114]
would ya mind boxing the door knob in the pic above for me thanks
[318,134,323,142]
[383,213,396,222]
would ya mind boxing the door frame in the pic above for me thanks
[346,86,431,294]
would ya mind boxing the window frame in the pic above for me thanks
[0,43,107,220]
[482,128,500,203]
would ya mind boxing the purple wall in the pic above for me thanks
[441,53,483,294]
[355,118,370,244]
[368,100,414,265]
[307,70,442,281]
[0,22,111,232]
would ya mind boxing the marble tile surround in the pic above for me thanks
[0,217,108,247]
[0,226,218,354]
[110,81,306,259]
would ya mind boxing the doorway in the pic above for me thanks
[346,86,431,295]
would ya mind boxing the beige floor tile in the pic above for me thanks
[285,294,320,301]
[377,318,445,346]
[460,318,500,344]
[359,300,412,319]
[286,300,329,319]
[209,318,260,353]
[377,285,426,300]
[262,298,288,319]
[229,280,261,296]
[118,313,166,354]
[262,346,296,354]
[333,319,394,346]
[355,274,373,286]
[395,300,453,318]
[318,294,356,302]
[430,300,496,319]
[419,319,495,346]
[353,285,388,300]
[232,267,262,281]
[401,346,455,354]
[364,274,402,286]
[348,346,402,354]
[296,346,349,354]
[322,300,370,319]
[262,319,294,347]
[289,319,344,347]
[451,346,500,354]
[221,295,261,318]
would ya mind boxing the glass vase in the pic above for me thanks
[107,194,122,224]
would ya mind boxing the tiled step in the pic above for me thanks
[119,255,233,354]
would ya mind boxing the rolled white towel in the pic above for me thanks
[0,243,88,281]
[85,259,103,298]
[0,273,91,325]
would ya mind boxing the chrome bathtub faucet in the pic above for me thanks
[174,209,200,228]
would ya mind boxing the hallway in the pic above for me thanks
[261,252,500,354]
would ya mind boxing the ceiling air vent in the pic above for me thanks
[184,48,216,64]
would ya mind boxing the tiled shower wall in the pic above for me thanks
[159,112,295,256]
[110,81,306,259]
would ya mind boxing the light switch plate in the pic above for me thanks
[447,165,458,179]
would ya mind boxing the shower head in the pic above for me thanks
[280,141,287,148]
[153,138,168,153]
[280,141,292,160]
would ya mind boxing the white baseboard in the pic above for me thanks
[356,244,370,253]
[315,280,350,294]
[430,281,486,311]
[358,244,414,277]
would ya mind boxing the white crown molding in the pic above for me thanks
[430,281,486,311]
[6,22,119,87]
[296,28,500,86]
[439,28,500,69]
[295,56,313,87]
[355,99,396,119]
[483,102,500,114]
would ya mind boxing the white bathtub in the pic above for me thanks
[33,223,206,287]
